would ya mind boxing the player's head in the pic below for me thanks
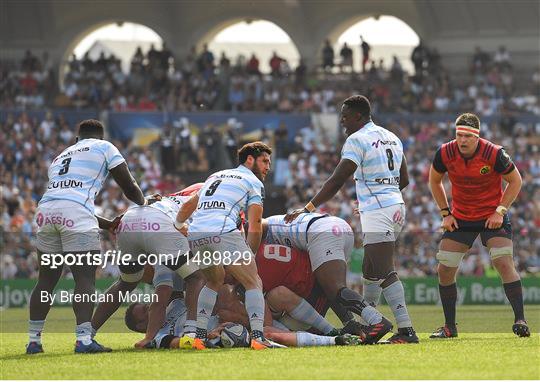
[238,141,272,181]
[124,303,148,333]
[455,112,480,156]
[77,119,105,141]
[340,95,371,136]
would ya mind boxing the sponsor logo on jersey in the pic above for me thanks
[47,179,83,189]
[480,165,491,175]
[371,139,397,148]
[54,146,90,161]
[198,201,226,210]
[374,176,400,185]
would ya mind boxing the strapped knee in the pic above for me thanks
[436,250,465,267]
[490,246,513,260]
[362,277,382,286]
[119,262,144,283]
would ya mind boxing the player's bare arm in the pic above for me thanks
[284,159,357,223]
[95,215,122,232]
[246,204,264,253]
[109,162,146,206]
[399,155,409,190]
[174,192,199,234]
[429,164,458,231]
[134,285,173,348]
[485,167,522,229]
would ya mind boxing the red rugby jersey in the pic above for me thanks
[432,138,515,221]
[255,244,314,299]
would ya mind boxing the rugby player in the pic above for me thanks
[428,112,529,338]
[176,142,273,349]
[27,119,146,354]
[91,185,205,348]
[285,95,418,344]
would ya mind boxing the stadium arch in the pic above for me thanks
[200,18,302,72]
[58,19,170,89]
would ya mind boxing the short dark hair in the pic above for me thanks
[78,119,104,138]
[237,141,272,164]
[455,113,480,130]
[343,95,371,118]
[124,303,145,333]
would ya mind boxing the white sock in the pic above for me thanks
[289,299,334,334]
[360,305,383,325]
[75,322,93,345]
[363,278,382,307]
[382,281,412,328]
[183,319,197,335]
[195,286,218,338]
[296,331,335,347]
[29,320,45,344]
[245,289,265,334]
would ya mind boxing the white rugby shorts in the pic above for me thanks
[359,203,406,245]
[35,200,100,253]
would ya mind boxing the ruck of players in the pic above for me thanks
[26,97,530,354]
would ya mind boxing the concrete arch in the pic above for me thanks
[57,18,169,88]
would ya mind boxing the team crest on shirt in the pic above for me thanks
[480,165,491,175]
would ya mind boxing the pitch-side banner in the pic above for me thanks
[107,111,311,144]
[1,277,539,308]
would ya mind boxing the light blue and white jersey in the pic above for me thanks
[341,121,404,212]
[154,298,187,349]
[189,165,264,235]
[39,138,125,214]
[265,213,326,251]
[126,194,190,222]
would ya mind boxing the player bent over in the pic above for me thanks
[285,96,417,343]
[177,142,273,349]
[91,185,205,347]
[429,113,529,338]
[28,119,146,354]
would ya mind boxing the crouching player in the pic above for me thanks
[91,185,205,347]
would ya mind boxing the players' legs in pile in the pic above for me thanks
[266,286,336,335]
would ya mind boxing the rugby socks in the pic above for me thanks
[75,322,93,345]
[183,319,197,335]
[245,289,265,335]
[195,286,218,339]
[337,287,383,325]
[439,283,457,327]
[382,281,412,328]
[363,278,383,307]
[296,331,335,347]
[289,299,335,334]
[91,326,96,339]
[503,280,525,322]
[28,320,45,344]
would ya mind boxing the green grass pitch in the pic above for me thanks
[1,305,538,379]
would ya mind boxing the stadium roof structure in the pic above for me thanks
[1,0,538,72]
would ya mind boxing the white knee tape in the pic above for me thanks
[177,261,199,279]
[362,277,382,286]
[120,270,144,283]
[436,251,465,267]
[490,246,513,260]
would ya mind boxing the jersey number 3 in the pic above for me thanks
[58,158,72,175]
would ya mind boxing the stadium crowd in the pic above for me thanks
[1,43,539,115]
[1,108,539,281]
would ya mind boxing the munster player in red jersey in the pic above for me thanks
[428,113,529,338]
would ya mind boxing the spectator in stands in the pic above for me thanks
[360,35,370,73]
[322,39,334,72]
[339,42,353,72]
